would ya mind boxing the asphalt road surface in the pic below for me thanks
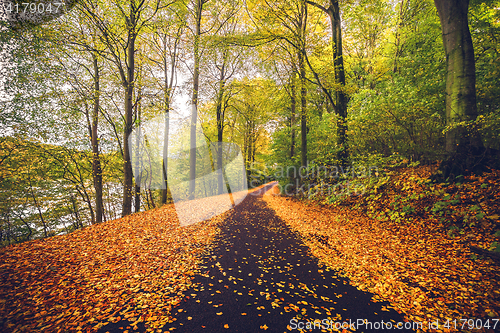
[101,183,412,333]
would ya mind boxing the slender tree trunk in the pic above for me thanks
[145,188,151,209]
[28,174,47,237]
[161,91,171,204]
[70,193,82,228]
[252,138,256,162]
[91,54,103,223]
[290,70,296,158]
[216,65,226,195]
[161,31,179,205]
[247,130,252,167]
[134,184,141,212]
[331,0,349,167]
[393,0,407,73]
[122,7,136,217]
[297,2,308,171]
[134,105,141,213]
[16,214,32,240]
[434,0,483,154]
[148,189,156,208]
[306,0,349,166]
[75,184,95,226]
[122,79,134,216]
[298,49,308,170]
[189,0,203,200]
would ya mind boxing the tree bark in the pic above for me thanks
[159,28,180,205]
[331,0,349,167]
[298,3,308,171]
[189,0,203,200]
[148,189,156,209]
[216,62,226,195]
[91,54,103,223]
[161,89,171,204]
[134,102,141,213]
[79,0,164,216]
[306,0,349,167]
[121,1,136,217]
[290,70,296,159]
[134,184,141,212]
[434,0,483,154]
[28,173,47,238]
[299,52,308,170]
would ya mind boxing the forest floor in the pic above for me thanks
[265,163,500,333]
[1,165,499,333]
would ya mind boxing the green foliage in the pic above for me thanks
[346,0,446,161]
[489,242,500,253]
[431,194,460,221]
[469,0,500,149]
[447,225,460,238]
[347,55,445,161]
[306,113,339,166]
[2,0,499,246]
[0,26,65,140]
[0,137,122,247]
[476,113,500,150]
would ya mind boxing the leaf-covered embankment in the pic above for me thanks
[0,204,223,333]
[263,174,500,332]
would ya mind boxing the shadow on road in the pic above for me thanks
[100,184,413,332]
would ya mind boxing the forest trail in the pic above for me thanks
[3,178,499,333]
[100,183,408,332]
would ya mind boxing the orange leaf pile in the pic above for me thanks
[0,204,224,332]
[263,177,500,333]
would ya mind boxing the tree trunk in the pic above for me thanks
[434,0,482,154]
[161,30,179,205]
[430,0,495,180]
[134,184,141,212]
[122,71,134,216]
[134,104,141,213]
[121,3,136,217]
[216,66,226,195]
[161,92,170,204]
[331,0,349,167]
[28,174,47,237]
[91,54,103,223]
[189,0,203,200]
[247,128,252,167]
[148,189,156,209]
[298,49,308,170]
[74,178,95,226]
[306,0,349,167]
[298,3,308,171]
[290,70,296,159]
[70,194,82,229]
[393,0,407,73]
